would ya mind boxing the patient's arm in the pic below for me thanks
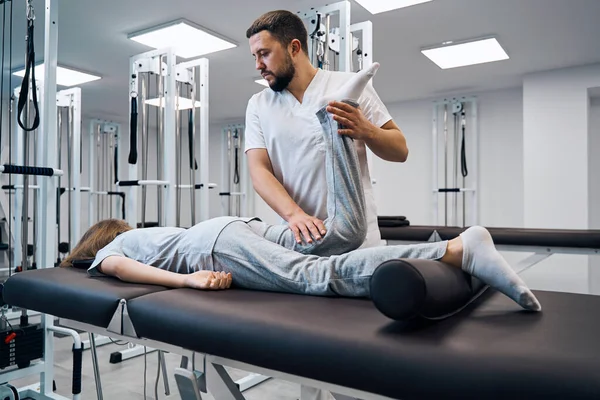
[99,256,232,290]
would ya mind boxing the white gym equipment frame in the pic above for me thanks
[432,97,479,227]
[56,87,83,251]
[2,87,82,326]
[9,86,82,270]
[298,0,374,73]
[88,120,122,227]
[0,1,83,399]
[122,50,211,229]
[220,124,255,218]
[79,120,124,355]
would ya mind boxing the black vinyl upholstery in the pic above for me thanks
[2,268,167,328]
[3,265,600,399]
[380,224,600,248]
[128,287,600,400]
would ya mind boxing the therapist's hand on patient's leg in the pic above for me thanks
[287,211,327,244]
[185,271,232,290]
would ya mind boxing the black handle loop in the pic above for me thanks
[17,19,40,132]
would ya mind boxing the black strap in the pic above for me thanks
[114,142,119,183]
[233,147,240,184]
[128,96,138,164]
[233,129,240,184]
[461,111,468,177]
[107,191,126,219]
[17,17,40,132]
[188,109,198,170]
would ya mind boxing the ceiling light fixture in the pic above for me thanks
[421,37,509,69]
[13,64,101,86]
[354,0,433,15]
[129,19,237,59]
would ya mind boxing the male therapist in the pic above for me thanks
[244,10,408,249]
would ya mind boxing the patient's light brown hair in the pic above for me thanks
[60,219,133,267]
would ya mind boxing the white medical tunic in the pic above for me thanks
[245,69,392,248]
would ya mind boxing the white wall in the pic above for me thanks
[523,64,600,229]
[589,96,600,230]
[518,64,600,294]
[588,96,600,293]
[372,87,524,228]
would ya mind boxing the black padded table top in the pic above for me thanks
[128,287,600,400]
[380,225,600,248]
[2,268,168,329]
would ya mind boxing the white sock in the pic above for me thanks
[460,226,542,312]
[317,62,380,109]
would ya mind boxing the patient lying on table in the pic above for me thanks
[61,62,541,313]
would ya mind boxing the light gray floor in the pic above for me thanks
[9,329,321,399]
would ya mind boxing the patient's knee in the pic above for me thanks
[327,218,367,252]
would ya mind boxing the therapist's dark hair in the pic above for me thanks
[60,219,133,268]
[246,10,309,55]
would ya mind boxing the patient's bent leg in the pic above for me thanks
[254,66,382,255]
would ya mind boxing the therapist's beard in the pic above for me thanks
[266,56,295,92]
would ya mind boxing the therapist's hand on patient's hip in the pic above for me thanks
[287,211,327,245]
[327,101,375,141]
[185,271,232,290]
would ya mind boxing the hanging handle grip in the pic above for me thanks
[128,96,138,164]
[17,20,40,132]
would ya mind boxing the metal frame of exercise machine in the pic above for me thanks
[298,0,352,72]
[56,87,83,259]
[298,1,374,73]
[87,120,123,227]
[0,1,84,398]
[432,97,479,227]
[220,124,254,218]
[120,49,211,229]
[9,86,82,271]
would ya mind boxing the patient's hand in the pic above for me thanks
[184,270,232,290]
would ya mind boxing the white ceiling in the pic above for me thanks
[4,0,600,125]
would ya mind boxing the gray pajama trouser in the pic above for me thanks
[211,104,447,297]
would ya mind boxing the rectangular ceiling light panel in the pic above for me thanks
[129,20,237,58]
[13,64,101,86]
[421,37,509,69]
[354,0,433,14]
